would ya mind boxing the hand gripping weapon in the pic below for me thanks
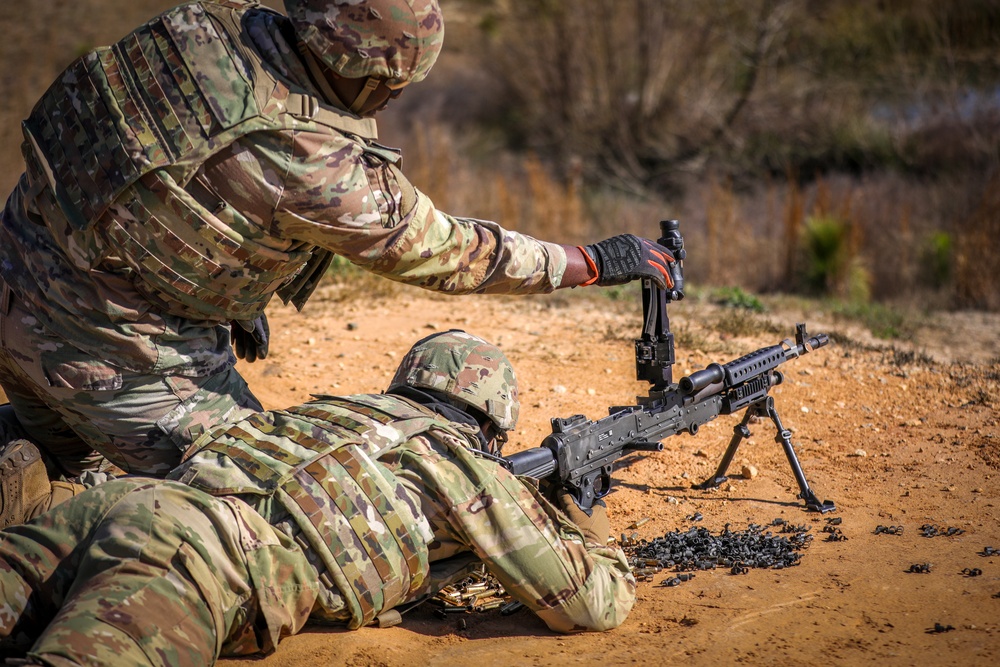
[504,220,835,513]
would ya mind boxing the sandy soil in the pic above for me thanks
[212,282,999,667]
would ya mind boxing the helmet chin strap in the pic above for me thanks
[387,385,496,453]
[348,76,381,114]
[298,41,343,106]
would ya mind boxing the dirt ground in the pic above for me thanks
[212,282,999,667]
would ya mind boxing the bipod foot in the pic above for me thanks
[802,491,836,514]
[692,475,728,491]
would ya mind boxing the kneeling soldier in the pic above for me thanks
[0,331,635,666]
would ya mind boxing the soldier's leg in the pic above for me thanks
[0,399,95,529]
[0,284,104,478]
[0,405,86,529]
[0,478,152,654]
[13,481,262,666]
[0,290,262,478]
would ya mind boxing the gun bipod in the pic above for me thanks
[693,397,836,513]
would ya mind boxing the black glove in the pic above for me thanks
[583,234,679,292]
[231,314,269,363]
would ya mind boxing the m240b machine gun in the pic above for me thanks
[505,220,835,513]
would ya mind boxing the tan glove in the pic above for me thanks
[557,492,610,546]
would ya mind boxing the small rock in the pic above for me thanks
[385,350,396,358]
[346,322,358,331]
[801,406,810,413]
[741,465,759,480]
[853,449,868,458]
[694,449,709,458]
[307,337,317,346]
[424,322,438,329]
[552,385,567,394]
[667,496,679,505]
[587,388,596,396]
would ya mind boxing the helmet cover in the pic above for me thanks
[285,0,444,86]
[389,330,519,432]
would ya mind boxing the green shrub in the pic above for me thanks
[799,215,871,301]
[921,231,952,289]
[709,286,765,312]
[801,216,850,295]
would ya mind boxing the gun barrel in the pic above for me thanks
[680,363,724,395]
[505,446,557,479]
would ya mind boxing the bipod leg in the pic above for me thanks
[692,404,759,490]
[764,396,836,513]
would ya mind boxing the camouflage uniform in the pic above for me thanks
[0,394,635,665]
[0,0,566,478]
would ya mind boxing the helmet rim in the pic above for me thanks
[388,330,519,432]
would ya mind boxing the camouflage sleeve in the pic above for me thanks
[200,129,567,294]
[393,431,636,633]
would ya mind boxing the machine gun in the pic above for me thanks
[504,220,835,513]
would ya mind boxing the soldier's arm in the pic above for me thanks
[395,433,637,633]
[458,466,637,632]
[200,129,572,294]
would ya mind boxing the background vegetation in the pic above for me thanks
[1,0,997,313]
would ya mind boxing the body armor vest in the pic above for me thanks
[171,393,480,628]
[19,0,391,319]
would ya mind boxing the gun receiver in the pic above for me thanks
[505,221,835,514]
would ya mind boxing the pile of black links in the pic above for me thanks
[919,523,965,538]
[624,519,814,582]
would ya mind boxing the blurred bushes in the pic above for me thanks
[476,0,1000,189]
[0,0,997,310]
[453,0,999,309]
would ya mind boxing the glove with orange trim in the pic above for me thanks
[580,234,679,291]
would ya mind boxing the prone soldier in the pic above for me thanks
[0,0,681,526]
[0,331,635,665]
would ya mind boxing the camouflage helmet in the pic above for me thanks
[284,0,444,87]
[389,330,519,432]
